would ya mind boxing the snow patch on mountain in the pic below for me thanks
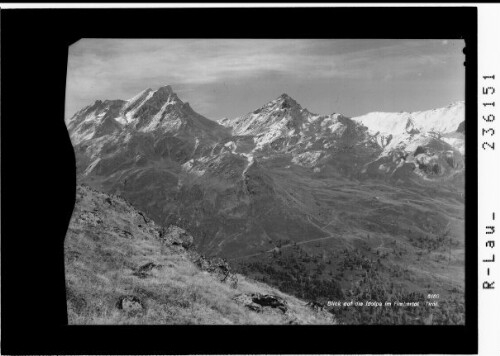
[224,141,237,154]
[72,127,96,145]
[67,107,103,144]
[442,136,465,155]
[121,88,155,123]
[320,114,349,135]
[254,127,286,150]
[241,153,254,179]
[182,158,207,177]
[123,132,133,143]
[141,99,176,132]
[84,158,101,176]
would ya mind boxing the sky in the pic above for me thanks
[66,39,465,120]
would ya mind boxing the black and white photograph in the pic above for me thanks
[4,5,491,355]
[64,38,466,325]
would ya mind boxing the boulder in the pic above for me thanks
[189,252,238,288]
[116,295,144,313]
[251,293,288,313]
[234,293,287,313]
[234,294,263,312]
[133,262,163,278]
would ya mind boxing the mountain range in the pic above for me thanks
[66,85,465,324]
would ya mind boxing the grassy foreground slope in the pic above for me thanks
[65,185,336,325]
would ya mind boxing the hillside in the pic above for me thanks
[65,185,336,324]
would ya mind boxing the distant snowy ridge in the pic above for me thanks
[351,101,464,136]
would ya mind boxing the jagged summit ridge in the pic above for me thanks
[218,93,316,136]
[118,85,185,125]
[267,93,306,113]
[276,92,299,104]
[66,85,226,145]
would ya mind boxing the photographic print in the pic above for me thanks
[64,39,466,325]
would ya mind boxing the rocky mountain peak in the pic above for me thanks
[155,85,180,101]
[148,85,183,106]
[274,93,301,110]
[157,84,173,93]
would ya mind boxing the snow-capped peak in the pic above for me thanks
[350,101,465,155]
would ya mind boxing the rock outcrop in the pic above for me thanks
[233,293,288,313]
[161,225,194,249]
[189,252,238,288]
